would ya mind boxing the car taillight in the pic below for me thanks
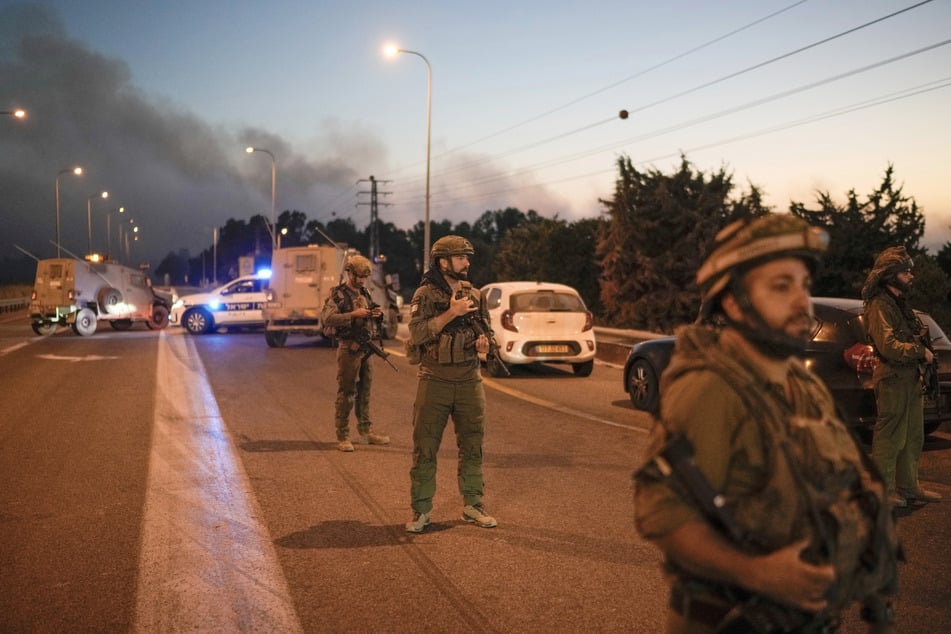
[31,290,36,300]
[67,289,75,300]
[501,310,518,332]
[844,342,879,374]
[582,311,593,332]
[265,289,274,302]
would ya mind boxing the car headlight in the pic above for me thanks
[172,299,185,310]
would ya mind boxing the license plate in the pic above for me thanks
[537,345,569,353]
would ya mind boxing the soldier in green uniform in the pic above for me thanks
[321,255,390,452]
[634,215,899,632]
[862,246,941,508]
[405,236,497,533]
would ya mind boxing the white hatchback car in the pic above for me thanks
[480,281,597,377]
[169,274,269,335]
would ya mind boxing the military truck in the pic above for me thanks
[28,257,171,336]
[262,245,401,348]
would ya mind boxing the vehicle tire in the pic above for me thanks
[110,319,133,331]
[147,304,170,330]
[72,308,98,336]
[98,287,123,314]
[265,330,288,348]
[486,354,509,378]
[183,308,212,335]
[382,309,399,339]
[572,360,594,377]
[627,358,659,413]
[32,322,57,336]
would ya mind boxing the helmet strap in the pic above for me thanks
[725,282,807,360]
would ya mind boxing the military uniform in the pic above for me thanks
[634,215,898,632]
[407,268,490,515]
[862,247,934,502]
[635,325,898,631]
[321,279,385,448]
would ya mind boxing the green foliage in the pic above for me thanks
[906,254,951,333]
[790,164,925,298]
[596,155,769,332]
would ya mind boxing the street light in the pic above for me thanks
[86,190,109,255]
[245,146,277,251]
[384,44,432,270]
[54,166,83,258]
[2,109,26,119]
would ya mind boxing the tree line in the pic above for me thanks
[148,154,951,334]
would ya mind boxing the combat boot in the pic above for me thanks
[358,431,390,445]
[462,504,498,528]
[337,439,354,452]
[405,511,431,533]
[887,491,907,508]
[899,486,942,503]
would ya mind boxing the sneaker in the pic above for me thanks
[899,487,942,503]
[357,432,390,445]
[405,512,431,533]
[887,491,907,508]
[337,439,354,452]
[462,504,498,528]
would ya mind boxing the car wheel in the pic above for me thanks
[110,319,133,331]
[628,358,659,413]
[148,304,170,330]
[32,322,57,336]
[98,287,124,314]
[265,330,288,348]
[183,308,212,335]
[72,308,98,336]
[572,360,594,377]
[486,354,509,378]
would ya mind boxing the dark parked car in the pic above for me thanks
[623,297,951,435]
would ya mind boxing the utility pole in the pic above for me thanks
[356,175,392,261]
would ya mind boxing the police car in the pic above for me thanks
[169,273,270,335]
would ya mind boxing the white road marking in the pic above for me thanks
[35,353,120,362]
[134,332,302,633]
[1,341,31,356]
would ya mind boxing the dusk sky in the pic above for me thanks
[2,0,949,267]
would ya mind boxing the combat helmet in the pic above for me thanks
[430,235,475,262]
[697,214,829,321]
[345,254,373,277]
[861,246,913,300]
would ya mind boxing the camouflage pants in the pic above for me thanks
[409,377,486,514]
[334,343,374,440]
[872,373,924,490]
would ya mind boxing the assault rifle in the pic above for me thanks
[916,324,940,415]
[455,288,510,376]
[356,302,398,372]
[651,433,825,633]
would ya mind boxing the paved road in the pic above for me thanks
[1,313,949,632]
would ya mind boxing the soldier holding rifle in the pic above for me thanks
[634,215,899,632]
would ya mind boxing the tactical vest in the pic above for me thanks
[658,326,899,612]
[417,278,482,365]
[325,284,373,341]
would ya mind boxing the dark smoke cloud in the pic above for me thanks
[0,3,376,266]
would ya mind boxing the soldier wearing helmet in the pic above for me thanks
[634,214,899,632]
[863,246,941,507]
[404,235,498,533]
[320,253,390,452]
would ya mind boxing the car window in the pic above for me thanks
[229,280,256,294]
[510,291,585,312]
[485,287,502,310]
[295,254,317,272]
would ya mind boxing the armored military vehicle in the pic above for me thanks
[262,245,400,348]
[29,257,171,336]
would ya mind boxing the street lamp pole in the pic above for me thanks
[86,191,109,255]
[385,45,432,271]
[106,206,125,259]
[245,147,277,251]
[54,167,83,258]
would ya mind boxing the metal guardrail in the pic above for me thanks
[0,297,30,313]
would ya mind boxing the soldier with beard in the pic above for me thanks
[404,236,498,533]
[863,246,941,508]
[634,215,899,632]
